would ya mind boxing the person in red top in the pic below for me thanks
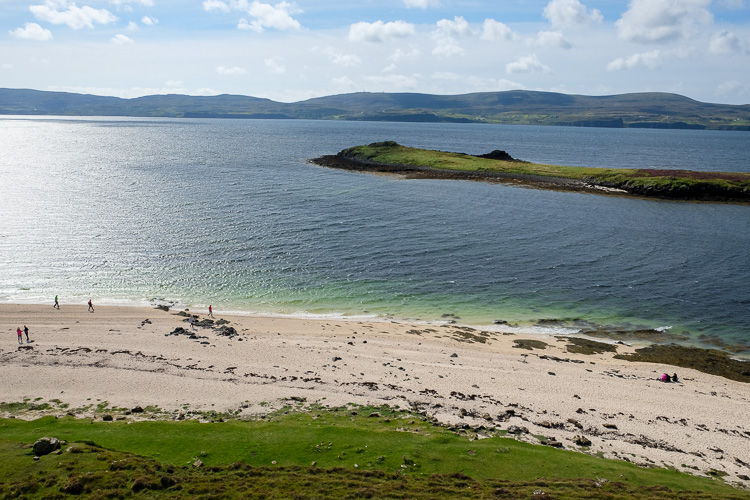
[208,305,214,318]
[17,327,23,344]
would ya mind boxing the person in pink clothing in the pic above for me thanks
[17,327,23,344]
[208,305,214,318]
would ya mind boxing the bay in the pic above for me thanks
[1,117,748,352]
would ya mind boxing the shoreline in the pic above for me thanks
[2,303,749,486]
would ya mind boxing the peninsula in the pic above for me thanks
[312,141,750,202]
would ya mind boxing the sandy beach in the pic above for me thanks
[1,303,749,486]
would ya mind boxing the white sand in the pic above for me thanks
[1,304,749,486]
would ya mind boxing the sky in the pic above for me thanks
[2,0,749,104]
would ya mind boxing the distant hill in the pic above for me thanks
[1,88,749,130]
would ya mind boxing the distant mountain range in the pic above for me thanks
[2,88,749,130]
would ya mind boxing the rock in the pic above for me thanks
[33,437,60,456]
[574,435,592,447]
[507,425,529,435]
[131,406,144,413]
[476,150,518,161]
[368,412,381,418]
[738,474,749,481]
[193,459,203,468]
[216,325,237,337]
[603,423,618,430]
[567,418,583,429]
[154,305,170,311]
[102,414,113,421]
[450,353,458,358]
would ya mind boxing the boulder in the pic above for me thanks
[33,437,60,456]
[574,435,592,447]
[507,425,529,435]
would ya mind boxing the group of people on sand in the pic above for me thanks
[660,372,679,383]
[52,295,94,312]
[16,325,30,344]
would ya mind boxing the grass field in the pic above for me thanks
[2,403,748,499]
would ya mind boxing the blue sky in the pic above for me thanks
[2,0,749,104]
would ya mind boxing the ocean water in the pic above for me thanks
[1,116,748,352]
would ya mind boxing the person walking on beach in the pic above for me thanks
[88,299,94,312]
[53,295,59,309]
[17,327,23,344]
[23,325,29,343]
[189,315,196,330]
[208,305,214,318]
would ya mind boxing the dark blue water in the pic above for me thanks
[1,117,748,351]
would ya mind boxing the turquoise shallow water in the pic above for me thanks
[1,117,749,351]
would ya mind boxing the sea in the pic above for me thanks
[1,116,748,353]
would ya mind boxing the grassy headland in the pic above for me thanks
[2,405,748,499]
[312,141,750,202]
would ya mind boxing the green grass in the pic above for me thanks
[339,142,750,200]
[1,405,748,499]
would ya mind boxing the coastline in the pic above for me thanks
[2,303,749,486]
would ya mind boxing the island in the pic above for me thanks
[311,141,750,202]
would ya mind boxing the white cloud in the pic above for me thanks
[109,0,154,7]
[432,72,525,91]
[264,58,285,73]
[403,0,440,8]
[111,33,133,44]
[715,80,749,99]
[481,19,515,42]
[616,0,713,44]
[607,50,662,70]
[543,0,602,27]
[10,22,53,41]
[506,53,551,74]
[126,21,138,30]
[432,16,471,56]
[388,48,420,62]
[348,20,415,43]
[324,47,361,67]
[236,1,302,33]
[203,0,229,12]
[141,16,158,26]
[216,65,248,75]
[362,73,419,90]
[533,30,572,49]
[709,30,742,54]
[30,1,118,30]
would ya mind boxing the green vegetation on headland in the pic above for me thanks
[2,404,748,499]
[2,88,750,130]
[312,141,750,202]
